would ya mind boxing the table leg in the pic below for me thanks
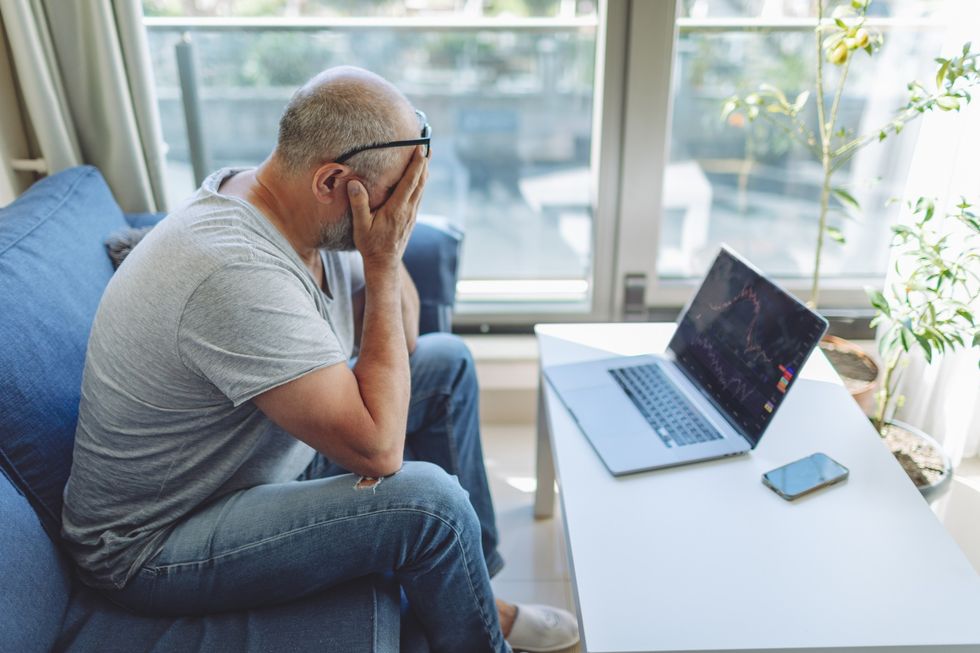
[533,377,556,519]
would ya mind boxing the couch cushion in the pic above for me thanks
[403,218,463,334]
[56,574,402,653]
[0,166,128,535]
[0,470,73,653]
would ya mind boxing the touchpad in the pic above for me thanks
[563,385,652,440]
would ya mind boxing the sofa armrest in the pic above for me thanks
[403,217,463,335]
[123,212,167,229]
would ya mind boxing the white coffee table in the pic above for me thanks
[534,323,980,653]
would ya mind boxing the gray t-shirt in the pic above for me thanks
[62,168,364,590]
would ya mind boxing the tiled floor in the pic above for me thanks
[482,425,581,653]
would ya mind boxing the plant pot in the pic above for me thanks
[880,419,953,502]
[819,335,879,414]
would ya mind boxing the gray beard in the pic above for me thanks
[317,208,356,251]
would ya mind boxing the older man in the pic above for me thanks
[61,66,577,652]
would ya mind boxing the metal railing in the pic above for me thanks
[145,15,599,187]
[143,16,598,32]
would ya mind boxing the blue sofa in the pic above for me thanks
[0,166,462,653]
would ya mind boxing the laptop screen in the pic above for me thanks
[667,248,828,446]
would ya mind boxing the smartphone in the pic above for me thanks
[762,453,849,501]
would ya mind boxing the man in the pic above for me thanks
[61,66,578,652]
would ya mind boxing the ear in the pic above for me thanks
[311,163,354,204]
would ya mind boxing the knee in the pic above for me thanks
[412,333,476,389]
[395,461,478,527]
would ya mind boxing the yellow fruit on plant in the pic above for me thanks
[855,28,870,48]
[829,43,849,65]
[845,37,858,50]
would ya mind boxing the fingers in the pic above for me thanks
[408,159,428,209]
[347,180,372,233]
[389,146,427,208]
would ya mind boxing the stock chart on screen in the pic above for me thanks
[668,249,827,444]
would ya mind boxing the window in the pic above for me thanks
[660,0,945,282]
[142,0,602,314]
[144,0,941,322]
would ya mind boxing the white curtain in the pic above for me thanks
[0,0,168,212]
[886,0,980,466]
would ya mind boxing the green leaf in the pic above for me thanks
[721,99,737,120]
[881,325,901,357]
[936,95,961,111]
[793,90,810,112]
[759,83,788,105]
[826,225,846,244]
[878,130,887,141]
[937,59,951,89]
[892,224,914,239]
[956,308,975,323]
[832,187,861,212]
[899,328,912,352]
[835,17,848,29]
[914,197,936,221]
[964,41,973,56]
[914,332,933,363]
[868,289,890,315]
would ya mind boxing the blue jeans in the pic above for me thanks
[108,333,509,653]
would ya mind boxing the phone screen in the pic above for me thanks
[762,453,848,499]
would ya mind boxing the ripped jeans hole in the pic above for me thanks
[354,476,384,492]
[354,465,402,493]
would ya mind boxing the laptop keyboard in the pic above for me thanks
[608,364,723,448]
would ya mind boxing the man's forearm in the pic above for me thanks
[352,265,410,461]
[400,264,420,352]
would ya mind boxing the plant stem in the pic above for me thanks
[830,105,929,170]
[812,3,827,308]
[812,12,851,308]
[874,351,902,434]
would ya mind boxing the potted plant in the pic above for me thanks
[722,0,980,409]
[867,197,980,500]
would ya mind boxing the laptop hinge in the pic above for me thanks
[623,273,648,322]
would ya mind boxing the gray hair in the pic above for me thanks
[275,68,406,181]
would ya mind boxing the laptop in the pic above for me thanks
[544,246,828,476]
